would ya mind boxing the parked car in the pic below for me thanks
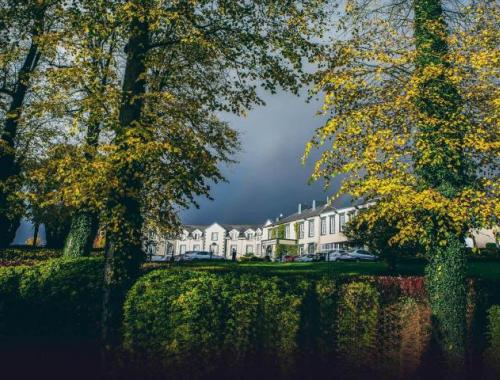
[150,255,170,262]
[282,255,297,263]
[347,249,378,261]
[295,254,317,262]
[180,251,225,261]
[326,249,355,262]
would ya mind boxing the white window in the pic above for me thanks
[339,213,346,232]
[329,215,336,234]
[180,245,186,254]
[285,224,290,239]
[299,245,305,254]
[321,243,334,251]
[210,244,219,254]
[299,223,304,239]
[211,232,218,241]
[308,220,315,237]
[193,244,200,251]
[320,217,327,236]
[230,231,237,240]
[268,229,273,239]
[308,243,315,253]
[246,245,253,254]
[245,232,254,239]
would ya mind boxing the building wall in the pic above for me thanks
[203,223,227,256]
[149,203,497,258]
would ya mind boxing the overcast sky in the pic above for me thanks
[180,89,341,226]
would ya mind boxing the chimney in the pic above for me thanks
[298,203,302,214]
[312,200,316,210]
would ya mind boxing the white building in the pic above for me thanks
[147,194,497,260]
[150,223,267,259]
[260,194,369,258]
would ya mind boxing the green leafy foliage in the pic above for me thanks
[336,281,380,372]
[0,247,62,266]
[0,257,104,342]
[426,236,467,368]
[123,270,307,377]
[485,305,500,378]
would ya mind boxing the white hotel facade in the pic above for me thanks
[149,193,497,259]
[150,194,372,259]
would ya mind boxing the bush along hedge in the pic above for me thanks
[123,272,447,379]
[123,270,308,379]
[0,247,63,267]
[485,305,500,378]
[0,257,104,344]
[336,281,380,375]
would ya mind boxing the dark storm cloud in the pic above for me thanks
[180,90,342,225]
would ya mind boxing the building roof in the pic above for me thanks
[222,224,262,233]
[183,225,209,233]
[183,223,263,234]
[270,194,366,226]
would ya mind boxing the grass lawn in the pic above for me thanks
[145,259,500,280]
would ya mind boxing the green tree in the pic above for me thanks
[0,0,53,247]
[305,0,498,373]
[344,207,421,271]
[26,0,329,348]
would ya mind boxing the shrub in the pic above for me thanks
[238,253,264,262]
[485,305,500,378]
[0,265,26,338]
[0,257,104,342]
[397,298,431,378]
[123,270,306,377]
[313,277,337,361]
[0,247,62,267]
[337,281,380,372]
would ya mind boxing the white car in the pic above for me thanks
[326,249,355,262]
[180,251,225,261]
[295,254,316,262]
[150,255,171,262]
[348,249,378,261]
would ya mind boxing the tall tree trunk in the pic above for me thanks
[63,122,101,257]
[0,6,45,248]
[100,8,150,350]
[32,222,39,247]
[63,211,98,257]
[414,0,468,375]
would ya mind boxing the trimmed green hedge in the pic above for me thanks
[123,272,437,378]
[485,305,500,377]
[0,257,104,342]
[0,247,62,266]
[124,270,308,377]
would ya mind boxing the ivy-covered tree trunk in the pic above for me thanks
[100,10,149,350]
[414,0,469,374]
[63,121,101,257]
[0,6,45,248]
[63,211,98,257]
[426,236,467,370]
